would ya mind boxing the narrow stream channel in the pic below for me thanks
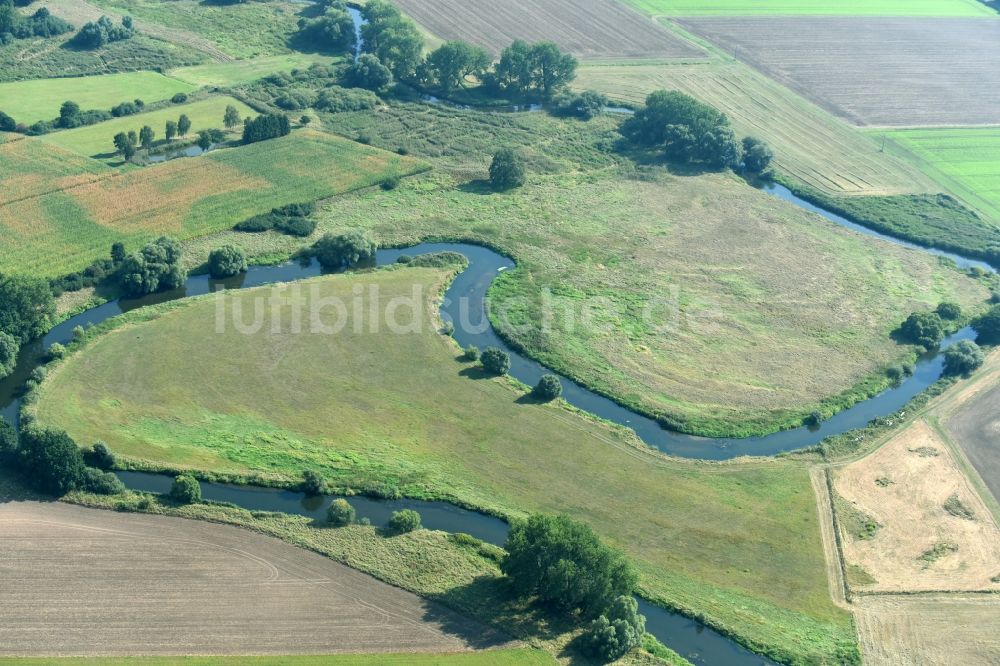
[0,155,989,663]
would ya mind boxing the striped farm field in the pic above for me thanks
[625,0,996,15]
[882,127,1000,224]
[0,72,196,127]
[41,97,256,164]
[0,130,427,277]
[0,136,110,206]
[574,60,936,195]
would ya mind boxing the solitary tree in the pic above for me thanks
[177,113,191,136]
[18,427,86,496]
[742,136,773,173]
[196,130,212,151]
[533,374,562,401]
[300,469,327,496]
[223,104,241,129]
[208,245,247,279]
[388,509,421,534]
[342,53,393,93]
[425,40,491,95]
[327,498,356,526]
[943,340,984,376]
[489,148,526,190]
[139,124,154,149]
[480,347,511,375]
[313,230,378,269]
[899,311,946,349]
[164,119,177,142]
[584,595,646,662]
[113,131,136,160]
[170,474,201,504]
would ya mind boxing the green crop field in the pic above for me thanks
[625,0,997,16]
[169,55,338,88]
[881,127,1000,225]
[0,73,195,127]
[40,97,257,164]
[0,650,555,666]
[0,136,110,205]
[90,0,303,58]
[34,266,857,665]
[574,60,936,196]
[0,130,426,277]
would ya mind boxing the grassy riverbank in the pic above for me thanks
[33,265,857,664]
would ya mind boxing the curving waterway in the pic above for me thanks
[0,185,989,665]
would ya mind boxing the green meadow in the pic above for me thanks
[168,55,338,88]
[0,72,195,127]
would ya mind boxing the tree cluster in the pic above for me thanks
[235,202,316,237]
[621,90,754,170]
[974,304,1000,345]
[242,112,290,144]
[502,513,638,618]
[0,5,72,43]
[583,595,646,662]
[12,426,123,496]
[72,14,135,49]
[551,90,608,120]
[943,340,984,376]
[208,245,247,279]
[111,99,145,117]
[295,1,356,54]
[898,310,946,349]
[359,0,423,81]
[487,40,578,101]
[313,230,378,269]
[0,272,55,378]
[118,236,187,297]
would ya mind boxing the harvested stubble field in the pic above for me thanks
[389,0,704,59]
[0,501,509,656]
[0,130,426,277]
[35,267,857,665]
[882,127,1000,225]
[833,420,1000,592]
[943,354,1000,503]
[626,0,996,16]
[41,96,257,164]
[853,595,1000,666]
[0,72,195,128]
[574,61,936,195]
[0,654,554,666]
[677,17,1000,127]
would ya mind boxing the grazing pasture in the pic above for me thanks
[0,502,507,656]
[390,0,705,58]
[626,0,996,16]
[41,97,257,164]
[35,268,857,665]
[882,127,1000,224]
[0,130,426,277]
[574,61,936,195]
[169,55,337,88]
[833,420,1000,592]
[853,595,1000,666]
[0,73,195,128]
[678,17,1000,126]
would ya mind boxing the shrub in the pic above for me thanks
[936,302,962,320]
[584,595,646,662]
[327,498,356,526]
[742,136,773,173]
[0,111,16,132]
[886,366,904,383]
[118,237,186,297]
[805,411,823,427]
[47,342,66,360]
[208,245,248,279]
[462,345,480,362]
[242,113,290,144]
[502,513,637,617]
[82,467,125,495]
[363,480,401,499]
[388,509,421,534]
[87,441,116,469]
[0,416,17,464]
[275,215,316,237]
[974,304,1000,345]
[170,474,201,504]
[380,175,400,190]
[489,148,526,190]
[943,340,984,376]
[313,230,378,269]
[18,426,85,496]
[342,53,394,93]
[533,374,562,401]
[480,347,511,375]
[899,311,946,349]
[171,92,188,104]
[552,90,607,120]
[0,331,17,379]
[301,469,327,496]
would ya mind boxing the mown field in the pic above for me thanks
[41,96,257,163]
[0,130,425,277]
[88,0,302,59]
[391,0,704,59]
[574,61,936,195]
[168,54,336,88]
[625,0,996,15]
[34,267,856,665]
[0,73,195,127]
[678,17,1000,126]
[882,127,1000,225]
[0,502,509,657]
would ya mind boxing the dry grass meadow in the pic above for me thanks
[391,0,705,58]
[677,17,1000,127]
[0,501,509,656]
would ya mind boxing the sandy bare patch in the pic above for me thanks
[854,594,1000,666]
[834,420,1000,592]
[0,501,509,657]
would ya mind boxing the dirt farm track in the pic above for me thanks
[0,502,509,657]
[678,17,1000,127]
